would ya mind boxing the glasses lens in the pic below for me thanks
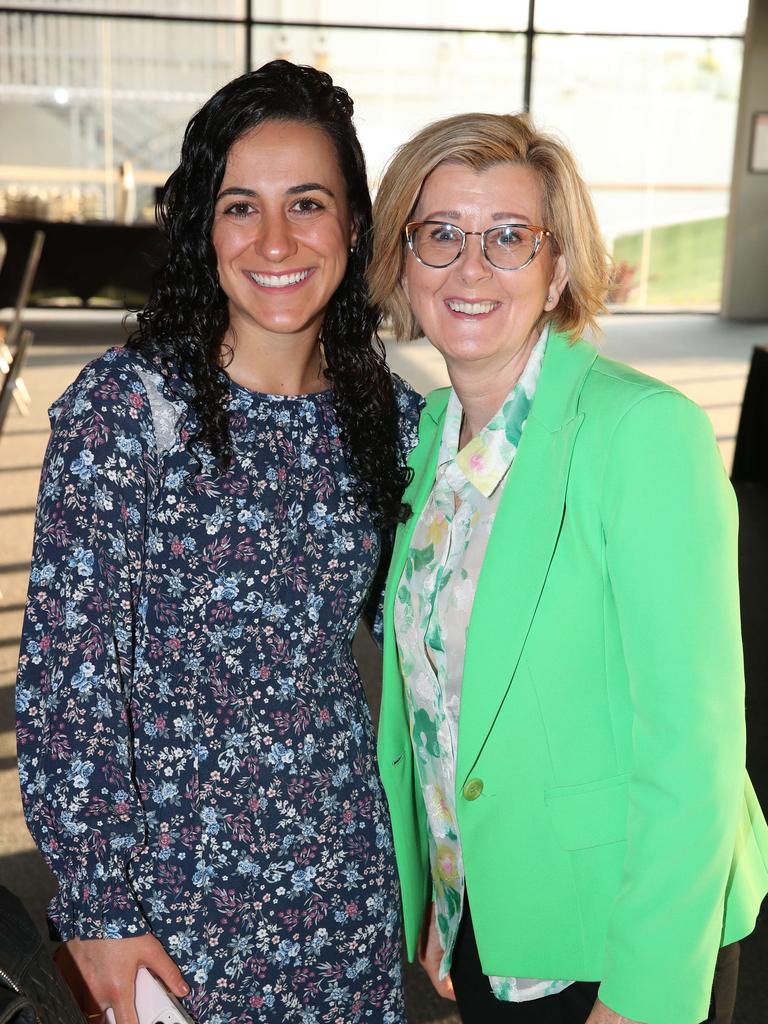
[411,222,463,267]
[485,225,537,269]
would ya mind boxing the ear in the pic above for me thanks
[546,253,569,309]
[349,219,358,248]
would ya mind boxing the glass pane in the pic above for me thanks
[0,13,243,222]
[255,0,528,31]
[7,0,244,15]
[531,35,743,309]
[534,0,748,36]
[251,26,526,182]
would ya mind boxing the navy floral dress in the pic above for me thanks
[16,347,421,1024]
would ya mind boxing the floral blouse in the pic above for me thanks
[394,329,573,1002]
[16,346,422,1024]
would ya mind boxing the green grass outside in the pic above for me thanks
[612,215,726,308]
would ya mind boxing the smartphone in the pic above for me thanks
[105,967,194,1024]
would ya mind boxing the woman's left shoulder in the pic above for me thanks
[391,373,425,457]
[584,355,711,438]
[576,357,725,493]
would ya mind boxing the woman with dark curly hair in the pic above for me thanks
[16,60,421,1024]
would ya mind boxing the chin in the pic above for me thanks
[435,339,498,364]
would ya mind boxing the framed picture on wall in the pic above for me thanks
[749,112,768,173]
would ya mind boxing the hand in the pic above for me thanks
[585,996,644,1024]
[54,934,189,1024]
[418,901,456,1001]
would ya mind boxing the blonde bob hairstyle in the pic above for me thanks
[369,112,610,342]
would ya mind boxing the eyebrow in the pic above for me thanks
[422,209,531,223]
[287,182,335,198]
[492,211,531,222]
[216,183,335,201]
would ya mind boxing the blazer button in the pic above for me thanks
[463,778,483,801]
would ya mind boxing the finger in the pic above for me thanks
[441,975,456,1002]
[428,970,455,1001]
[109,992,139,1024]
[421,958,453,1001]
[150,951,190,999]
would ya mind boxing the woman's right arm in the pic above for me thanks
[15,359,187,1018]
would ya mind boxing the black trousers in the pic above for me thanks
[450,902,740,1024]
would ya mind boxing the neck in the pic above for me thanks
[448,326,542,447]
[222,314,327,395]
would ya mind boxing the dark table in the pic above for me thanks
[0,217,167,308]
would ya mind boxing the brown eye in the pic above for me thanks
[224,201,253,219]
[292,197,324,215]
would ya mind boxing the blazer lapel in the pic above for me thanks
[456,333,597,789]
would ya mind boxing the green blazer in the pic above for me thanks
[377,330,768,1024]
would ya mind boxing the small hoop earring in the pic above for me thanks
[349,246,355,255]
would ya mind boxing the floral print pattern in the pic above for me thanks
[394,331,572,1002]
[16,346,421,1023]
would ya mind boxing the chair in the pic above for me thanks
[0,340,30,415]
[732,345,768,487]
[0,329,34,436]
[0,229,45,418]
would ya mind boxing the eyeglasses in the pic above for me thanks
[405,220,552,271]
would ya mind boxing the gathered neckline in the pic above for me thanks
[227,376,333,402]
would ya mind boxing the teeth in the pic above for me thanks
[447,300,498,315]
[250,269,310,288]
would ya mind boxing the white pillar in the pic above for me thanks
[721,0,768,321]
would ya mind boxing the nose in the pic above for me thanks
[457,232,492,285]
[256,212,298,262]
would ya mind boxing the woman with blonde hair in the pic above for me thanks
[369,111,768,1024]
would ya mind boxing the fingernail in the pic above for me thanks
[179,983,190,995]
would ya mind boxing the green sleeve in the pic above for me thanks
[598,390,744,1024]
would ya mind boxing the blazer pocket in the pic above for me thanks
[544,772,630,851]
[378,748,407,788]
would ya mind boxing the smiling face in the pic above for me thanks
[403,160,568,380]
[211,119,355,347]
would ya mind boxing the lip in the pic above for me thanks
[243,267,316,293]
[443,297,501,319]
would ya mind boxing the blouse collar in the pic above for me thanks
[437,325,549,501]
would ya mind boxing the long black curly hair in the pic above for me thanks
[127,60,412,527]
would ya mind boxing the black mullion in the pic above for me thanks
[0,5,241,25]
[0,8,520,31]
[244,0,252,72]
[522,28,743,40]
[0,8,744,40]
[523,0,535,112]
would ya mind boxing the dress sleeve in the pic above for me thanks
[597,390,745,1024]
[15,356,159,940]
[365,374,425,648]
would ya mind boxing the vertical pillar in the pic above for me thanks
[722,0,768,320]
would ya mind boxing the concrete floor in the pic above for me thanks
[0,312,766,1022]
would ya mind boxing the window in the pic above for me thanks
[0,0,750,309]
